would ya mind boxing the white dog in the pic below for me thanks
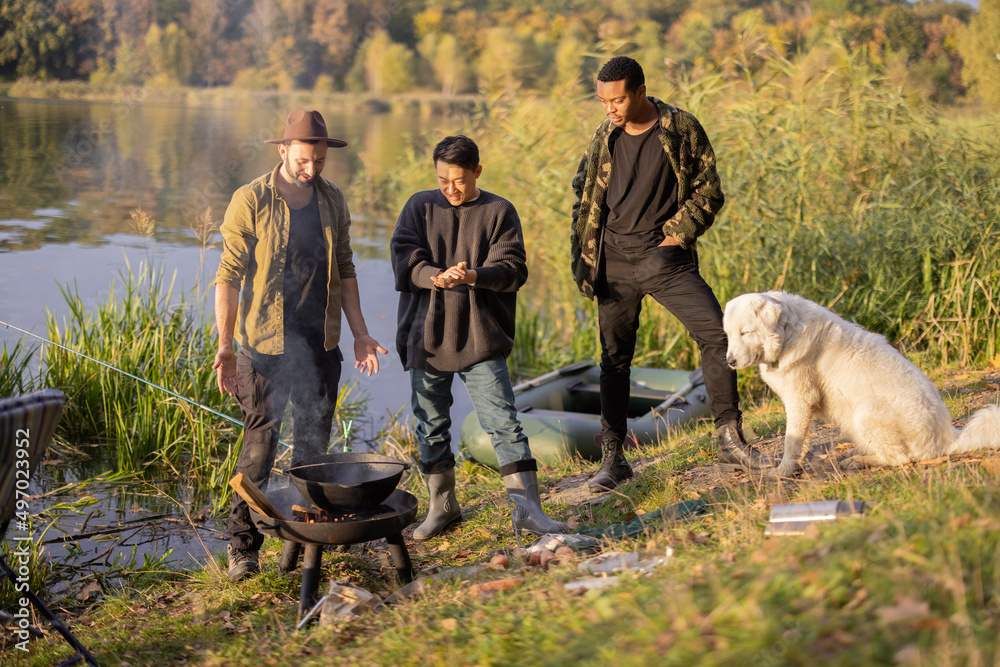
[724,291,1000,477]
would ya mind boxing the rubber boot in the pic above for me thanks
[588,433,633,492]
[503,467,567,537]
[716,420,771,470]
[412,468,462,541]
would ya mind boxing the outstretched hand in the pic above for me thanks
[354,334,388,376]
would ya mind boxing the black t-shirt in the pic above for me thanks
[283,190,328,348]
[605,119,679,249]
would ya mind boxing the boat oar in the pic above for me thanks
[649,367,705,417]
[512,360,595,394]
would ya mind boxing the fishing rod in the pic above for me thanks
[0,319,290,447]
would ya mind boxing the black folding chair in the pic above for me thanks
[1,389,98,666]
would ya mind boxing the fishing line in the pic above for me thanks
[0,319,287,446]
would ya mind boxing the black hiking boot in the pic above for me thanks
[588,433,634,492]
[227,544,260,582]
[716,420,771,470]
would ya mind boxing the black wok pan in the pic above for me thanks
[287,452,410,511]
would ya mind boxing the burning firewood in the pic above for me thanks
[291,505,358,523]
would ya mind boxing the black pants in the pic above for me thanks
[596,242,740,440]
[227,344,342,551]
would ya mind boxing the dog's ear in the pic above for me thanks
[753,295,782,329]
[757,296,786,364]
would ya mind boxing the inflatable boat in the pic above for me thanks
[461,361,711,468]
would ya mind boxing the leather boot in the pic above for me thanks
[716,420,771,470]
[413,468,462,541]
[503,465,567,537]
[588,433,633,492]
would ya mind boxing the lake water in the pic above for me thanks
[0,97,472,570]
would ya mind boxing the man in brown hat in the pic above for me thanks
[213,109,387,581]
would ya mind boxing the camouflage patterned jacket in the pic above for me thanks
[570,97,725,299]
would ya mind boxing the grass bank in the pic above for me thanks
[3,368,998,665]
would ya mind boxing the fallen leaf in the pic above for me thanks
[909,618,950,630]
[467,578,525,597]
[566,516,582,530]
[876,595,931,624]
[77,581,102,602]
[765,493,788,506]
[453,550,472,559]
[917,456,950,467]
[440,618,457,631]
[844,588,868,610]
[614,498,624,507]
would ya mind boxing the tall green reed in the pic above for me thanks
[40,257,229,471]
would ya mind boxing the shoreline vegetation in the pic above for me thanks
[3,42,1000,665]
[0,78,484,115]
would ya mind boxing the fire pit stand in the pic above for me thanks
[250,486,418,617]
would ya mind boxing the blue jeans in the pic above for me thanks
[410,356,531,473]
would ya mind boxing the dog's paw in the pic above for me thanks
[768,460,800,480]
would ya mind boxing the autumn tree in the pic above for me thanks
[419,32,473,95]
[353,30,416,95]
[145,22,192,86]
[958,0,1000,106]
[0,0,74,78]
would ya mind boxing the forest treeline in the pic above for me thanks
[1,0,999,106]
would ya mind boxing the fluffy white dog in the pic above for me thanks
[723,291,1000,477]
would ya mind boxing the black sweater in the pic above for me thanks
[390,189,527,372]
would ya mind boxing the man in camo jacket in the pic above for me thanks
[571,56,768,493]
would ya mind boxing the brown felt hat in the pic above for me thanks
[264,110,347,147]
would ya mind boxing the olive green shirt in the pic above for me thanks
[214,164,357,355]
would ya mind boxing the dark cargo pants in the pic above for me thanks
[227,344,342,551]
[596,242,740,441]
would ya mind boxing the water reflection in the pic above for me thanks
[0,99,434,253]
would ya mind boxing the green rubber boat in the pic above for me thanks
[461,362,711,468]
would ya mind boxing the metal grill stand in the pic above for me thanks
[249,486,417,618]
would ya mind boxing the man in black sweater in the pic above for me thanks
[391,135,565,540]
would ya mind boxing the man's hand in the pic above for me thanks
[354,334,388,376]
[433,261,477,288]
[658,236,682,247]
[213,348,239,396]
